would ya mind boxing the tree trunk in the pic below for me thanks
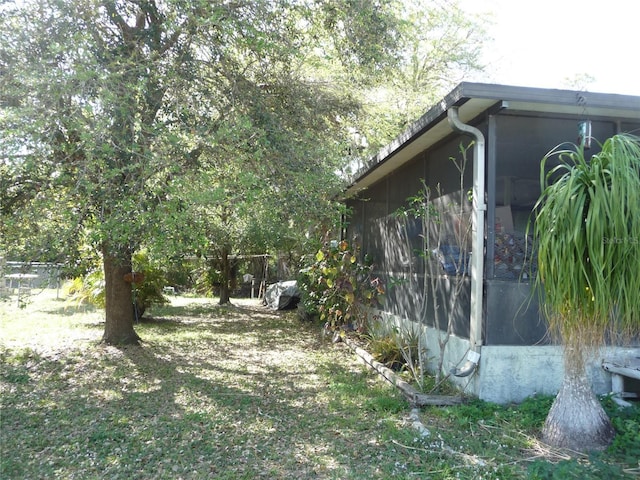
[218,247,231,305]
[102,248,141,345]
[542,355,615,451]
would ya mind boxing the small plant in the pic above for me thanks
[366,317,429,387]
[65,250,168,318]
[64,268,106,308]
[393,322,428,387]
[298,239,384,332]
[367,332,405,371]
[131,250,170,318]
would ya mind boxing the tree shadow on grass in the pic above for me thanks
[148,298,270,318]
[1,300,410,479]
[142,302,313,339]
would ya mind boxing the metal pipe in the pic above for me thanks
[447,107,486,377]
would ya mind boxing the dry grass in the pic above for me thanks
[1,290,637,479]
[1,290,415,479]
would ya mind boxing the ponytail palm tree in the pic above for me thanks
[534,133,640,451]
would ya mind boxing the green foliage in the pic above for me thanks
[602,397,640,464]
[1,0,490,341]
[131,250,169,317]
[363,393,407,414]
[609,411,640,463]
[515,394,556,430]
[367,333,406,371]
[366,320,423,374]
[0,0,416,337]
[65,251,168,316]
[348,2,488,154]
[64,269,106,309]
[527,457,628,480]
[438,398,502,426]
[534,133,640,348]
[298,239,384,330]
[435,395,555,431]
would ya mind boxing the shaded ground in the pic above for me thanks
[0,292,420,479]
[1,291,638,479]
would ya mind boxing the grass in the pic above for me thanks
[1,290,638,479]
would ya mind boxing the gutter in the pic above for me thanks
[447,107,486,377]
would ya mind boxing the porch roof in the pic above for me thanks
[344,82,640,197]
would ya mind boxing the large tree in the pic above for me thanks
[348,0,487,156]
[0,0,409,343]
[533,134,640,451]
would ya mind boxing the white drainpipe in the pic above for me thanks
[447,107,485,377]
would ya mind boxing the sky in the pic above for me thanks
[457,0,640,96]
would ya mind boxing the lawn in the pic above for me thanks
[1,290,638,479]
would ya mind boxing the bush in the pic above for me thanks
[65,250,169,318]
[367,333,405,370]
[131,251,169,317]
[297,240,384,331]
[64,268,105,308]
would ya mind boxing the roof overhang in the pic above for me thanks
[344,82,640,198]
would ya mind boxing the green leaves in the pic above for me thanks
[298,239,384,330]
[534,133,640,347]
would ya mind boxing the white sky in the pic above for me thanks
[457,0,640,96]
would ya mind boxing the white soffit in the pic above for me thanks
[506,100,640,120]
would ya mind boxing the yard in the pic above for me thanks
[1,290,638,479]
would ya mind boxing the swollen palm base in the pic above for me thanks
[542,360,615,450]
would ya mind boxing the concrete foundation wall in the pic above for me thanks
[374,309,639,404]
[376,310,479,395]
[478,345,639,404]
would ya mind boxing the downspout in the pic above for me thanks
[447,107,485,377]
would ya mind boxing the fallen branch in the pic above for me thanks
[343,337,463,406]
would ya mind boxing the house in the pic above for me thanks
[343,83,640,403]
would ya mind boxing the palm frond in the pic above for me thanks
[534,133,640,349]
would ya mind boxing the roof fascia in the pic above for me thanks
[344,83,640,198]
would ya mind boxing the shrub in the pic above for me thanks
[65,250,168,318]
[297,240,384,331]
[131,250,169,318]
[366,319,422,374]
[64,268,106,308]
[367,332,405,370]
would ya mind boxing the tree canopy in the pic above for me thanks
[348,1,487,156]
[1,0,487,342]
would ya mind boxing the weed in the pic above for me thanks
[367,333,405,370]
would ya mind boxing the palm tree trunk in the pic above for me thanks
[542,352,615,451]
